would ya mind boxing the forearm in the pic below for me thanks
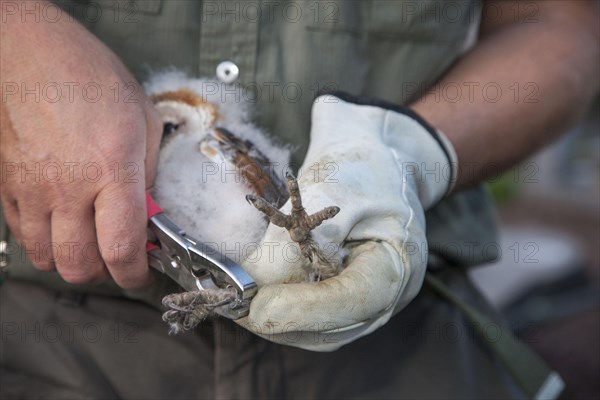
[412,1,600,191]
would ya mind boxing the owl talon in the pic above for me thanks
[248,173,341,280]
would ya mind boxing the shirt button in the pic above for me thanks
[216,61,239,83]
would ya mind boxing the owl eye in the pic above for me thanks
[163,122,180,136]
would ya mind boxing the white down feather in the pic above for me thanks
[145,71,291,264]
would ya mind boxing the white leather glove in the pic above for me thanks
[237,93,458,351]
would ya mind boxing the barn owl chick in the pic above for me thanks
[146,72,341,285]
[147,74,283,264]
[146,72,342,332]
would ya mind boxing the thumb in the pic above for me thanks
[246,241,404,333]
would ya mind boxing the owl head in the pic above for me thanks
[151,89,220,140]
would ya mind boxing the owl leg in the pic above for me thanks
[246,172,342,281]
[161,288,236,334]
[245,194,291,229]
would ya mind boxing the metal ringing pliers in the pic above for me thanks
[145,193,257,319]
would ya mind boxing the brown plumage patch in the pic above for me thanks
[151,88,221,121]
[211,127,289,208]
[151,88,206,107]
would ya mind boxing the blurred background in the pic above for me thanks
[471,96,599,399]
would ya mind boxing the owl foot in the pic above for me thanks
[246,172,342,281]
[161,288,237,334]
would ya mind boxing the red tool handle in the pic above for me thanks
[146,192,163,218]
[146,192,163,252]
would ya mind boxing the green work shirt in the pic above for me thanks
[4,0,499,303]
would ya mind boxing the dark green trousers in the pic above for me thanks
[1,270,525,399]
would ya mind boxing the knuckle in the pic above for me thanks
[99,241,140,267]
[99,243,150,289]
[31,259,55,272]
[109,263,151,289]
[58,267,97,285]
[22,241,54,271]
[56,255,108,284]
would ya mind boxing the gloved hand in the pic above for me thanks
[237,93,458,351]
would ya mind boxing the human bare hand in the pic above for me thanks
[0,11,162,288]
